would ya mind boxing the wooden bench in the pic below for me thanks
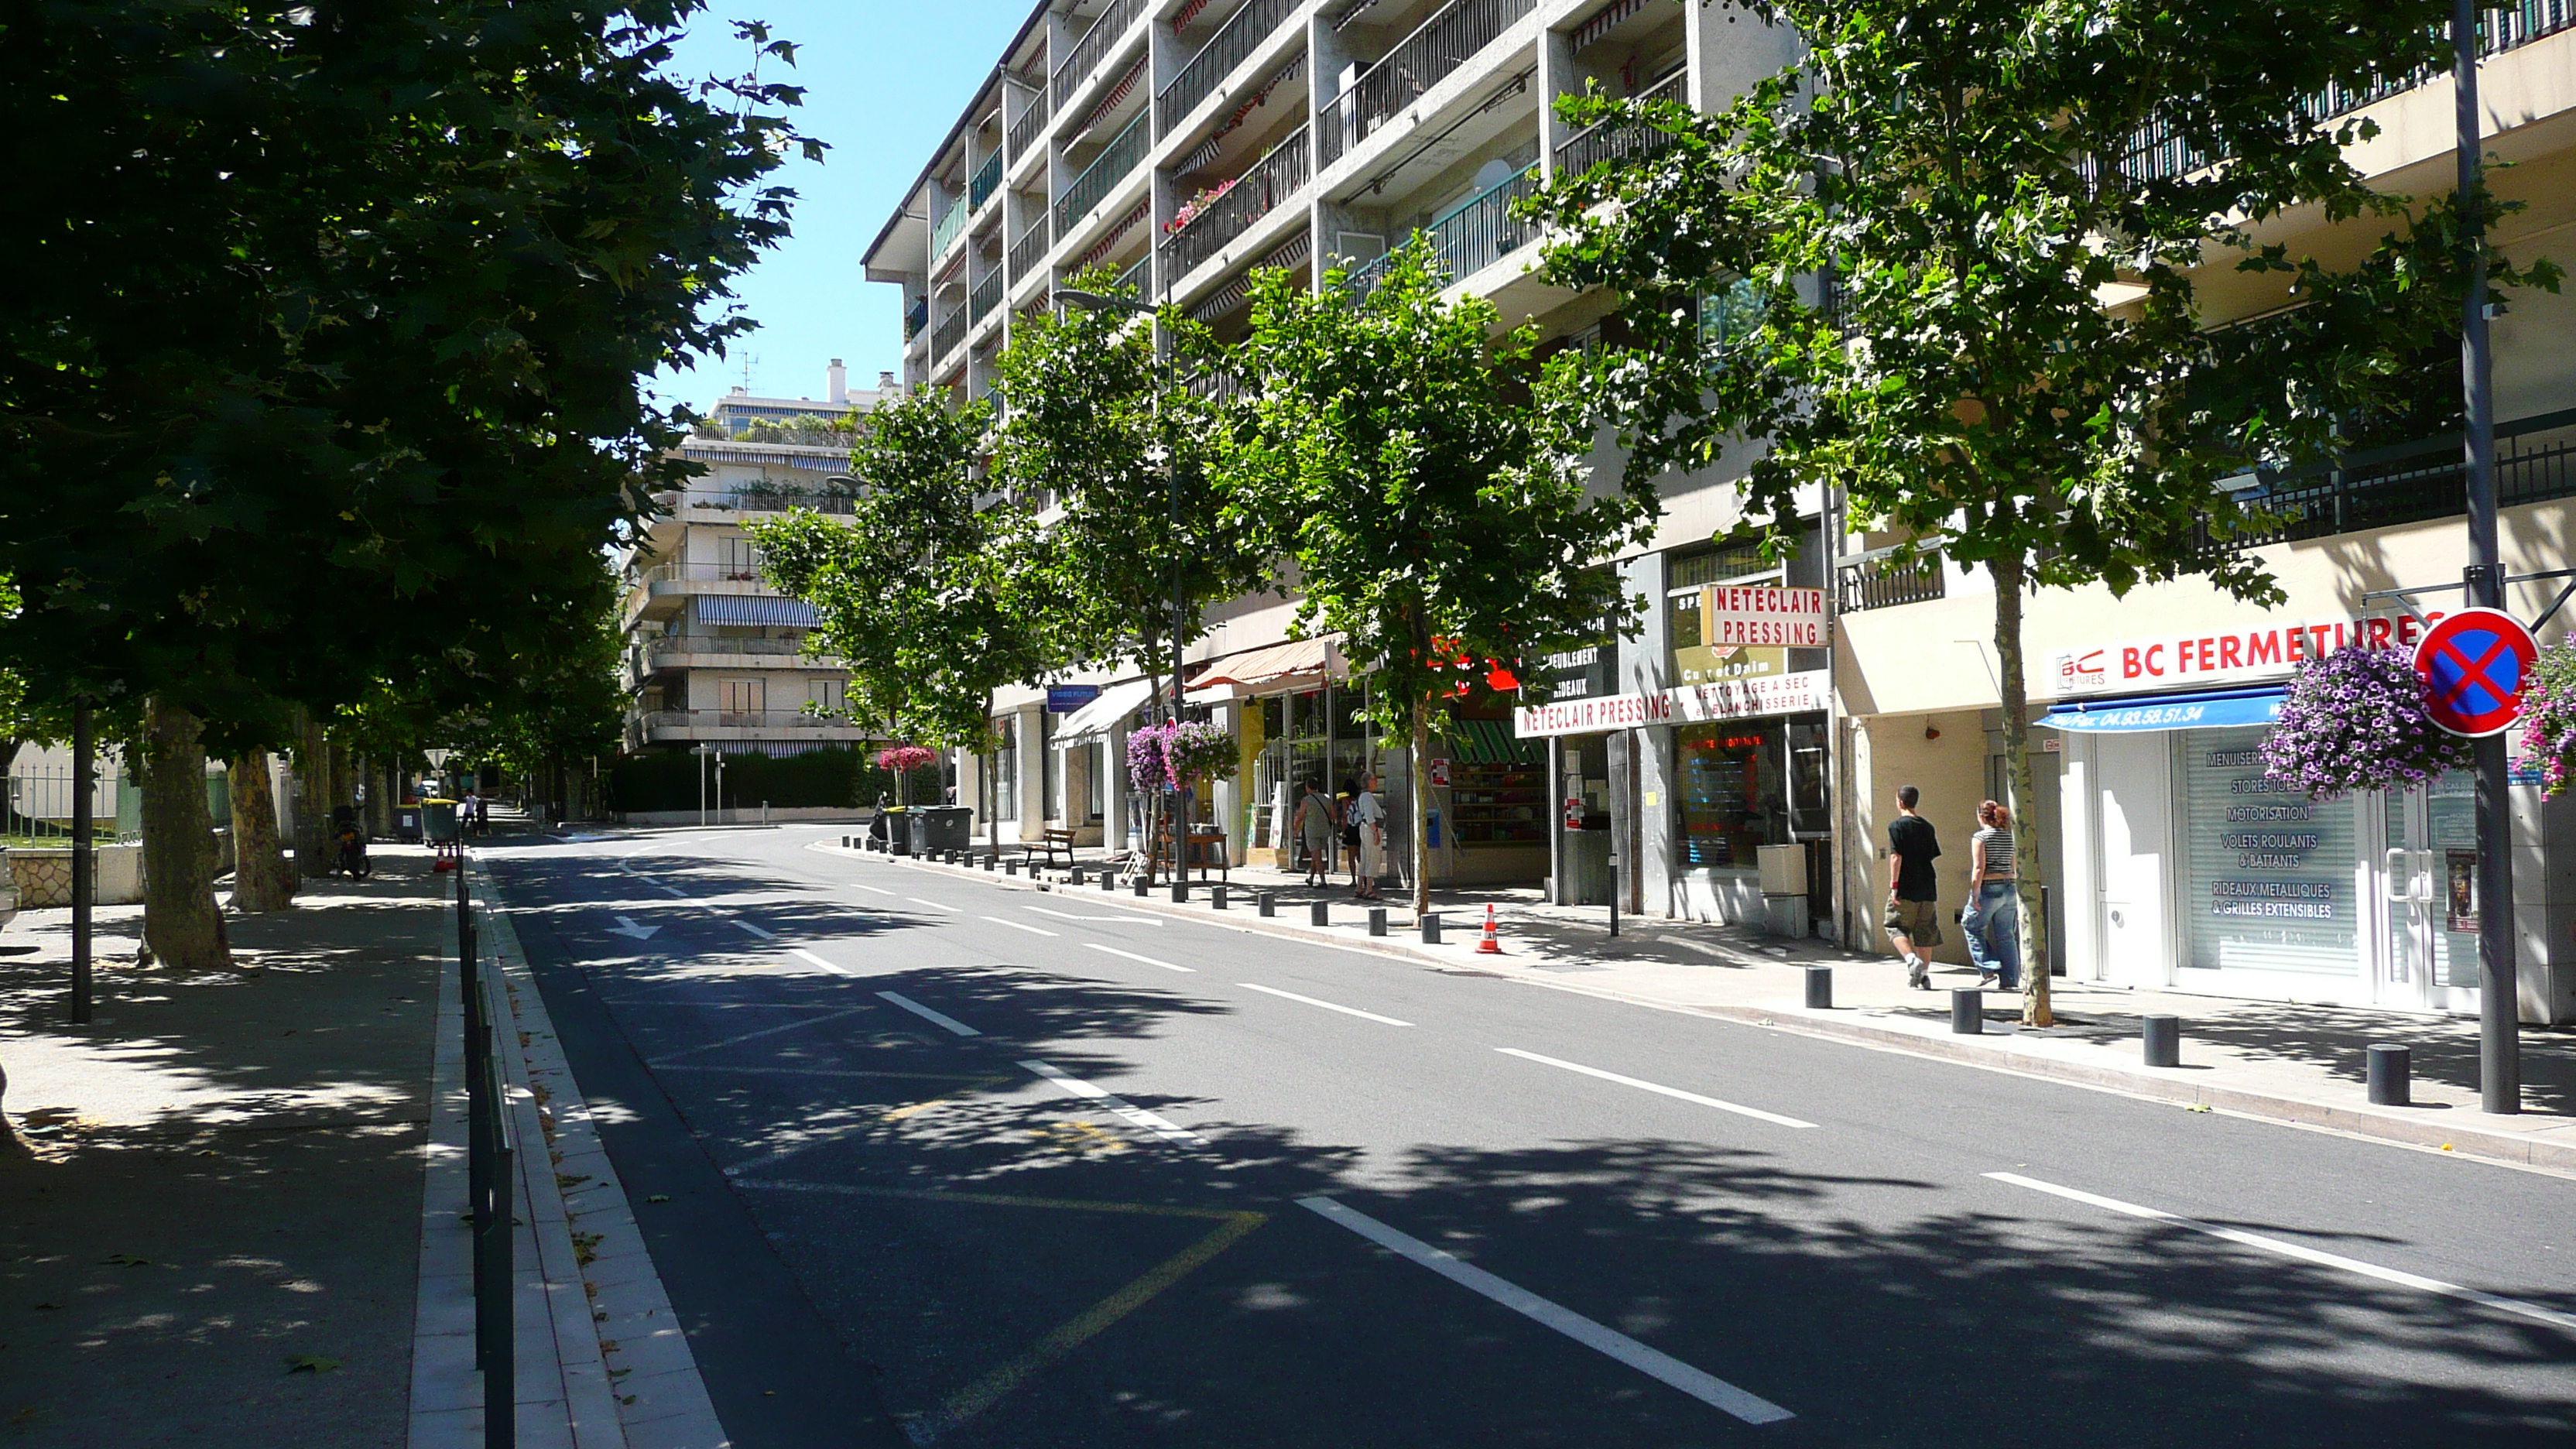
[1019,828,1077,872]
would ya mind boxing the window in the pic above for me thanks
[719,536,765,581]
[1667,543,1787,685]
[2176,727,2357,977]
[719,677,766,719]
[1040,711,1060,821]
[807,678,844,714]
[1676,724,1788,873]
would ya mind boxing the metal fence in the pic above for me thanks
[1160,125,1310,283]
[2198,408,2576,554]
[5,766,142,843]
[1553,67,1687,176]
[1058,111,1151,233]
[1160,0,1302,133]
[1319,0,1535,166]
[1053,0,1147,108]
[1836,547,1948,612]
[1007,91,1051,163]
[457,868,516,1449]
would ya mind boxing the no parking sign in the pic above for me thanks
[2413,608,2538,737]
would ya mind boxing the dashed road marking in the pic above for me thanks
[1084,944,1193,973]
[981,915,1060,937]
[1238,982,1411,1027]
[1495,1048,1817,1129]
[877,991,980,1037]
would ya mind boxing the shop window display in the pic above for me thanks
[2176,725,2357,976]
[1677,724,1788,872]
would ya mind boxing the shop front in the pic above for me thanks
[2047,611,2576,1022]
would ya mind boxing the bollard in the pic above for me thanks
[1951,988,1983,1034]
[1133,877,1149,898]
[1310,900,1329,927]
[1258,892,1276,918]
[1210,885,1228,910]
[1421,913,1442,945]
[1171,880,1190,903]
[1368,907,1387,937]
[1101,872,1115,892]
[1804,966,1833,1010]
[1070,866,1085,886]
[1004,859,1019,876]
[2142,1015,2181,1068]
[983,855,996,872]
[2366,1043,2410,1106]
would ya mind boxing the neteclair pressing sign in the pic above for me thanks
[1513,670,1831,738]
[1696,585,1827,649]
[2049,609,2444,697]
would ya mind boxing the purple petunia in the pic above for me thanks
[2260,646,2472,800]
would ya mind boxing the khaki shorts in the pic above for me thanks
[1883,896,1944,948]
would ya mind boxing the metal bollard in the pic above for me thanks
[1951,988,1983,1034]
[2367,1043,2410,1105]
[1101,872,1115,892]
[1368,907,1387,937]
[1171,880,1190,903]
[1070,867,1085,886]
[1210,885,1228,910]
[982,855,995,872]
[1804,966,1833,1010]
[1310,900,1329,927]
[1003,859,1019,876]
[1132,876,1148,897]
[1257,892,1276,917]
[2142,1015,2181,1068]
[1421,913,1441,944]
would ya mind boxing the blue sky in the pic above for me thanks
[649,0,1030,415]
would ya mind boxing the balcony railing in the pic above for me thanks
[2198,407,2576,555]
[1053,0,1148,108]
[1553,67,1687,176]
[646,636,817,665]
[930,200,968,261]
[933,307,968,361]
[1007,90,1052,163]
[639,710,869,735]
[1159,0,1301,133]
[659,486,858,516]
[1009,218,1050,281]
[968,151,1005,211]
[2118,3,2575,183]
[1159,125,1310,282]
[970,270,1004,323]
[1319,0,1536,166]
[1115,252,1152,299]
[1057,110,1150,232]
[904,295,929,341]
[1836,547,1947,612]
[639,561,772,587]
[1343,160,1536,299]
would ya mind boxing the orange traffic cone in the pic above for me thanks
[1475,903,1502,955]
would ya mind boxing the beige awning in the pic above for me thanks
[1053,679,1156,747]
[1185,637,1345,694]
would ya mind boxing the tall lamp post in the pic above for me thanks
[2453,1,2518,1114]
[1055,287,1192,897]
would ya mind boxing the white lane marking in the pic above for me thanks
[1237,982,1411,1027]
[605,916,660,940]
[906,896,961,913]
[981,914,1060,937]
[1495,1049,1817,1130]
[848,882,900,896]
[790,947,848,975]
[653,1007,868,1061]
[1027,906,1163,927]
[1018,1060,1207,1146]
[1084,944,1194,973]
[1299,1197,1793,1424]
[731,919,778,940]
[659,885,690,898]
[1985,1172,2576,1335]
[877,992,981,1037]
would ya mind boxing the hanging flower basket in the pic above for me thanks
[1164,720,1238,786]
[2259,646,2472,800]
[876,745,938,775]
[2519,641,2576,796]
[1126,724,1173,795]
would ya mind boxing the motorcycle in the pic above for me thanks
[332,823,372,880]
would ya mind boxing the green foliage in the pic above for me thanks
[752,387,1060,746]
[1216,238,1657,742]
[0,0,811,752]
[992,271,1263,690]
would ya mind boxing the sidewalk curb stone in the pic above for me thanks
[825,842,2576,1178]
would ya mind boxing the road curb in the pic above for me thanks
[824,843,2576,1177]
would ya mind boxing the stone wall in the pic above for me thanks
[9,843,147,908]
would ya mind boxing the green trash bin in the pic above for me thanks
[877,806,911,855]
[423,799,461,844]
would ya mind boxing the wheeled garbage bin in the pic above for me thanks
[909,805,974,856]
[876,807,910,855]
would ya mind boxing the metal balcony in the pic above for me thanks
[1343,160,1536,299]
[1836,547,1947,612]
[1159,125,1310,283]
[968,151,1005,211]
[1159,0,1301,133]
[1009,219,1050,283]
[1318,0,1536,166]
[1553,67,1687,176]
[1007,91,1051,163]
[1057,111,1150,233]
[1052,0,1147,109]
[932,307,968,361]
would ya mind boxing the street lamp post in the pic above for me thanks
[1057,287,1190,896]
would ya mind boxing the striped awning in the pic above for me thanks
[1190,233,1314,321]
[1185,636,1344,692]
[695,595,821,628]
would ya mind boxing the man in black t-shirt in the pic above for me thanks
[1884,784,1943,988]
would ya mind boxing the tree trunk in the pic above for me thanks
[0,1055,29,1160]
[141,698,231,971]
[1410,697,1433,917]
[227,754,296,912]
[1992,554,2052,1026]
[292,711,331,878]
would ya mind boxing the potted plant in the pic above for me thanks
[2260,645,2472,799]
[2519,641,2576,796]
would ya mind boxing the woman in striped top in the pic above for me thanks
[1965,800,2021,989]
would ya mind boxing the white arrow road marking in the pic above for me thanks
[1084,944,1193,973]
[877,992,981,1037]
[1495,1049,1817,1130]
[605,916,660,941]
[1299,1197,1793,1424]
[1018,1060,1206,1146]
[1238,982,1411,1027]
[1985,1172,2576,1335]
[981,915,1059,937]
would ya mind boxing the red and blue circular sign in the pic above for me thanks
[2413,607,2538,737]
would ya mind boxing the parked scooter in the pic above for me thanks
[329,805,371,879]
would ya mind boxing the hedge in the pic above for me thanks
[610,748,945,814]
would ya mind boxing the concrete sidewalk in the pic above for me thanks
[837,841,2576,1176]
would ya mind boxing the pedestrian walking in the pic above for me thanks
[1963,800,2021,990]
[1336,779,1361,886]
[1350,775,1388,902]
[1884,784,1944,988]
[1294,779,1337,887]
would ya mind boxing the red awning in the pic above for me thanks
[1185,637,1344,692]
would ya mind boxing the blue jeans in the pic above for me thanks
[1963,881,2021,989]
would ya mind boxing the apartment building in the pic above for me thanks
[619,362,889,759]
[862,0,2576,1022]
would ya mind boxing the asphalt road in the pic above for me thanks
[490,825,2576,1448]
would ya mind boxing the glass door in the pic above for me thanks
[2380,772,2482,1013]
